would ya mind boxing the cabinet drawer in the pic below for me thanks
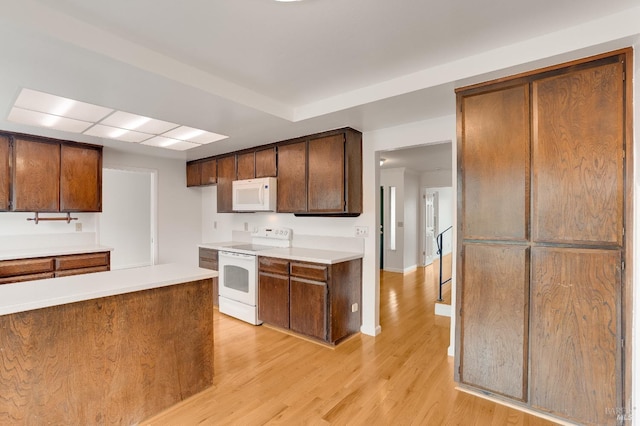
[199,259,218,271]
[55,265,109,278]
[56,252,110,271]
[259,257,290,275]
[0,272,55,284]
[0,258,55,278]
[199,248,218,270]
[290,262,328,282]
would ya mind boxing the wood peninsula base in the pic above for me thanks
[0,277,213,425]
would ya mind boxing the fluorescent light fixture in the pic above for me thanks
[83,124,153,143]
[7,88,228,151]
[8,107,93,133]
[14,88,113,122]
[100,111,178,134]
[141,136,199,151]
[162,126,228,144]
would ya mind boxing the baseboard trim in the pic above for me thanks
[435,303,451,317]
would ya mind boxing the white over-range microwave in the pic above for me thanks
[232,177,277,211]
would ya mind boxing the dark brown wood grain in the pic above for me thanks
[0,135,9,211]
[308,134,345,213]
[54,265,109,277]
[12,137,60,212]
[255,147,277,178]
[200,158,217,185]
[277,141,307,213]
[0,257,54,277]
[530,247,620,425]
[55,252,109,270]
[462,84,530,241]
[236,151,255,180]
[216,155,236,213]
[290,277,327,341]
[460,244,529,400]
[258,272,290,329]
[186,161,202,187]
[259,256,289,275]
[291,261,328,282]
[0,278,214,425]
[327,258,362,344]
[532,62,624,246]
[198,248,219,306]
[0,272,55,284]
[344,130,363,214]
[60,143,102,212]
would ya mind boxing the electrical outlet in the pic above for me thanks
[75,222,82,232]
[354,226,369,237]
[351,303,359,313]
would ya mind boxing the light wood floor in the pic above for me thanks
[142,265,555,425]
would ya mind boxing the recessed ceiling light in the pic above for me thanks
[7,88,228,151]
[83,124,153,143]
[141,136,199,151]
[8,107,93,133]
[14,88,113,122]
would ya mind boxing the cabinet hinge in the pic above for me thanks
[623,149,626,159]
[622,261,625,271]
[622,338,625,349]
[622,70,626,82]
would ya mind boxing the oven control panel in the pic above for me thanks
[251,227,292,240]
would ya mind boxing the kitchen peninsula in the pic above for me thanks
[0,263,217,425]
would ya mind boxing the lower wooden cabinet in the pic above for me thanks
[198,247,219,306]
[0,251,110,284]
[258,256,361,344]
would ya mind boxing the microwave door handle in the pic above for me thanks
[259,185,264,204]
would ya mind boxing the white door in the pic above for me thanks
[99,168,156,269]
[422,190,438,265]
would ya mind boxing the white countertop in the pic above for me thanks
[199,242,363,264]
[0,263,217,316]
[0,245,113,261]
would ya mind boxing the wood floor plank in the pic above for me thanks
[141,266,556,425]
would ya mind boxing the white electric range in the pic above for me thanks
[217,227,292,325]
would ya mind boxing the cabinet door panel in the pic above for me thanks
[460,244,528,401]
[462,85,530,241]
[201,159,217,185]
[236,152,255,180]
[0,135,9,211]
[532,62,624,246]
[60,144,102,212]
[56,252,109,271]
[277,142,306,213]
[0,258,55,278]
[308,134,345,212]
[290,277,326,341]
[186,162,201,187]
[216,155,236,213]
[258,272,290,329]
[530,247,619,425]
[255,147,277,178]
[13,138,60,212]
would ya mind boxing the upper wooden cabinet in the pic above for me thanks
[11,135,102,213]
[12,137,61,212]
[60,143,102,212]
[216,155,236,213]
[277,141,307,213]
[255,147,277,178]
[236,151,255,180]
[187,158,217,187]
[0,135,9,211]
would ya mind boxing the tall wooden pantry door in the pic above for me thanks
[455,50,631,426]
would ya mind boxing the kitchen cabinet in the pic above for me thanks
[257,255,361,344]
[216,155,236,213]
[255,147,277,177]
[236,152,255,180]
[187,158,217,187]
[277,141,307,213]
[258,257,290,329]
[60,143,102,212]
[12,137,60,212]
[0,134,9,211]
[0,251,110,284]
[11,135,102,213]
[455,50,630,425]
[198,247,219,306]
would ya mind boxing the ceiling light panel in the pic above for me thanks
[83,124,153,143]
[141,136,200,151]
[14,88,113,122]
[162,126,228,144]
[8,107,93,133]
[100,111,178,134]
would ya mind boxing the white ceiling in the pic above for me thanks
[0,0,638,162]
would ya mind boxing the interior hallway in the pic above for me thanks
[143,264,555,425]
